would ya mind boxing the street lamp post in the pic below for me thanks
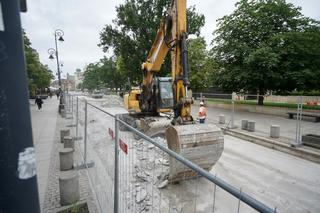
[48,29,64,111]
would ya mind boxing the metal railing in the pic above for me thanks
[64,93,277,213]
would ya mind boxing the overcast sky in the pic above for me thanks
[21,0,319,79]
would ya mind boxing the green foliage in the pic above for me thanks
[24,30,54,95]
[82,63,102,91]
[187,37,217,91]
[212,0,320,104]
[76,82,83,90]
[99,0,205,84]
[82,57,126,91]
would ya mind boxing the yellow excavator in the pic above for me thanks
[124,0,223,181]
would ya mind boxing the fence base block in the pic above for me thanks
[73,136,83,141]
[60,129,70,143]
[74,160,95,170]
[66,124,76,127]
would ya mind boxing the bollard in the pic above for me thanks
[247,121,255,132]
[59,171,79,206]
[59,148,74,171]
[63,136,74,149]
[60,129,70,143]
[241,120,248,130]
[219,115,226,124]
[270,125,280,138]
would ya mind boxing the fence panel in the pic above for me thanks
[65,94,276,213]
[117,117,275,213]
[193,93,319,148]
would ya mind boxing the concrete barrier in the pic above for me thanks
[241,120,248,130]
[59,148,74,171]
[59,171,79,205]
[63,136,74,149]
[219,115,226,124]
[247,121,255,132]
[270,125,280,138]
[60,129,70,143]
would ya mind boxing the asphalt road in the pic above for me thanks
[212,135,320,213]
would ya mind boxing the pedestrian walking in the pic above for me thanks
[49,92,53,99]
[35,96,43,110]
[56,90,60,99]
[198,101,207,124]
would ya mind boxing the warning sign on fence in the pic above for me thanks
[108,128,114,139]
[119,139,128,155]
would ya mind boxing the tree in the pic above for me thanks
[82,63,103,91]
[23,31,53,95]
[99,56,126,89]
[99,0,205,85]
[82,57,127,91]
[212,0,320,104]
[187,37,217,91]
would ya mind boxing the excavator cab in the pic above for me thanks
[155,77,174,112]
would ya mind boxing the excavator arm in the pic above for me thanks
[124,0,224,181]
[140,0,193,123]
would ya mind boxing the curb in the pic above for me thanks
[223,128,320,164]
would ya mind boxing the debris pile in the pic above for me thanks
[122,136,171,212]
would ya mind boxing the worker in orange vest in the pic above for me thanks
[198,101,207,124]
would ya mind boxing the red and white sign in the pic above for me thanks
[119,139,128,155]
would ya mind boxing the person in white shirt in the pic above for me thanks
[198,101,206,123]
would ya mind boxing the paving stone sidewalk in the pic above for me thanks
[31,98,98,212]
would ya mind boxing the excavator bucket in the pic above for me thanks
[165,124,224,182]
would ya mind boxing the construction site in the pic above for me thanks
[1,0,320,213]
[29,93,318,213]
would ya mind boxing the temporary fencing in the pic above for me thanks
[193,92,320,149]
[64,93,277,213]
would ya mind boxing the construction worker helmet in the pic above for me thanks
[200,101,204,106]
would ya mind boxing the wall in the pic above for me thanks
[205,102,320,117]
[264,95,319,103]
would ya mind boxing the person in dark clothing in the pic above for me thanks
[35,96,43,110]
[56,90,60,99]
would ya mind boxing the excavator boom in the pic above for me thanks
[124,0,224,181]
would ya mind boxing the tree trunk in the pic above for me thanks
[258,95,264,105]
[258,88,264,105]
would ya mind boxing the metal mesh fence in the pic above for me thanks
[193,93,320,148]
[64,93,278,213]
[116,118,276,213]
